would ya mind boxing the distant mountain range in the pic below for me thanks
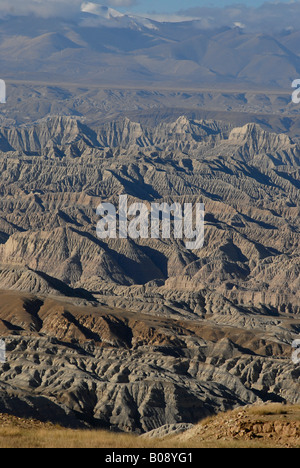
[0,6,300,89]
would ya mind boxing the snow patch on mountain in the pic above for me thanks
[80,2,158,30]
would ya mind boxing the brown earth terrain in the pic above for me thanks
[0,289,299,432]
[0,403,299,448]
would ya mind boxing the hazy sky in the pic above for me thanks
[119,0,268,13]
[111,0,294,14]
[107,0,300,29]
[0,0,298,25]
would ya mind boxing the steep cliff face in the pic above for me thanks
[0,117,87,153]
[227,123,300,167]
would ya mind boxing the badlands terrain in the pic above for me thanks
[0,113,298,432]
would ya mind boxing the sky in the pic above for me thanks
[113,0,282,14]
[103,0,300,30]
[0,0,298,25]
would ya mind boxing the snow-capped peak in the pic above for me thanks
[80,2,158,30]
[81,3,124,19]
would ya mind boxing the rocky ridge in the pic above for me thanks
[0,116,298,308]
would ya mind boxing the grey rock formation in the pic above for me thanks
[141,424,194,439]
[0,291,298,432]
[0,115,298,432]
